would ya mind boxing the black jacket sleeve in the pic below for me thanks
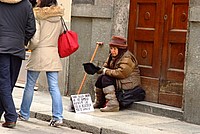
[24,7,36,46]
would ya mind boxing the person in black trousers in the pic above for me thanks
[0,0,36,128]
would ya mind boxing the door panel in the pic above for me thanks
[128,0,189,107]
[159,0,188,107]
[133,1,163,77]
[128,0,164,102]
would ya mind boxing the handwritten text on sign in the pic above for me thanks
[71,94,94,113]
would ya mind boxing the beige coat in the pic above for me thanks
[103,51,141,90]
[26,6,64,71]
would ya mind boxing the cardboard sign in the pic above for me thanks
[71,93,94,113]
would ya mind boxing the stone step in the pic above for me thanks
[129,101,183,120]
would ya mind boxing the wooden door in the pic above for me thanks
[128,0,189,107]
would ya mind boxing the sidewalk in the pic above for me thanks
[13,87,200,134]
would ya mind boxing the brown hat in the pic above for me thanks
[109,36,128,49]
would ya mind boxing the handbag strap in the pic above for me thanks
[61,17,68,33]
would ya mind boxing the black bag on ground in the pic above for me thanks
[116,86,146,109]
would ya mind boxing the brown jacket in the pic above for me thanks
[103,51,141,90]
[26,5,64,71]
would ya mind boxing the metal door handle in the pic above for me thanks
[164,14,168,20]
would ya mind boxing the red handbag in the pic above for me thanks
[58,17,79,58]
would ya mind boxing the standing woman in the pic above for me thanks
[19,0,65,127]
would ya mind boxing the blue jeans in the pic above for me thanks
[20,70,63,121]
[0,54,22,122]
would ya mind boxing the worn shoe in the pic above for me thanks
[2,122,16,128]
[49,119,63,127]
[100,106,119,112]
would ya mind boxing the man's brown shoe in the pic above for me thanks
[2,122,16,128]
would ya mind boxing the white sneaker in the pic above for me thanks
[49,119,63,127]
[18,113,27,121]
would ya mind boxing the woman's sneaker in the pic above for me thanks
[18,113,27,121]
[49,119,63,127]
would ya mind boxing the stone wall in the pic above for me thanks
[35,0,130,97]
[183,0,200,125]
[68,0,130,100]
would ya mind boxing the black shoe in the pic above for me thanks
[2,122,16,128]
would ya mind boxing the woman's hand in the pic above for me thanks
[102,67,108,75]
